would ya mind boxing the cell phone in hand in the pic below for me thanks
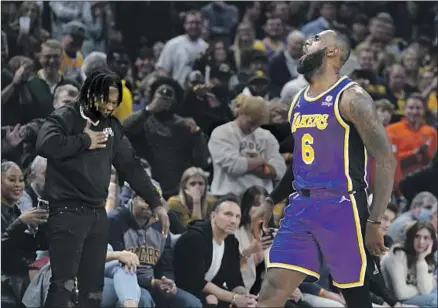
[37,198,49,211]
[19,16,31,34]
[261,227,275,240]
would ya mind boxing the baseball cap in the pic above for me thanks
[63,21,86,39]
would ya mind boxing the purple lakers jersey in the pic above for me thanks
[288,76,368,193]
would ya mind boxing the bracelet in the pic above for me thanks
[367,218,381,225]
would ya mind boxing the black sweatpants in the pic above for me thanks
[44,204,109,308]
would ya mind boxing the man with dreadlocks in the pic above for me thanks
[36,68,169,308]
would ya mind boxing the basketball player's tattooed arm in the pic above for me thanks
[340,86,397,221]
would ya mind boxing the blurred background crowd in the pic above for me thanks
[1,1,437,308]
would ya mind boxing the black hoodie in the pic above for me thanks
[173,220,244,298]
[36,103,161,208]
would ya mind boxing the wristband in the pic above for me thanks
[367,218,381,225]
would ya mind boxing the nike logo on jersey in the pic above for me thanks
[339,195,351,203]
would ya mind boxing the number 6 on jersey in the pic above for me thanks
[301,133,314,164]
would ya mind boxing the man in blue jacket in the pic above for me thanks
[108,191,202,308]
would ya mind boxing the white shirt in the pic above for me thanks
[204,239,225,282]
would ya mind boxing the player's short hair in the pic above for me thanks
[233,94,269,126]
[211,194,240,213]
[375,99,395,113]
[335,31,351,65]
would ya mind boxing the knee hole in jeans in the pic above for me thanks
[206,294,218,305]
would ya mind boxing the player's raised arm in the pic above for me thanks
[340,85,396,221]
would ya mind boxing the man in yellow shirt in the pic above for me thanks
[60,21,85,84]
[107,47,133,121]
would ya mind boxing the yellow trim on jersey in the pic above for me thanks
[288,87,307,124]
[267,262,321,280]
[304,75,348,102]
[332,193,367,288]
[333,81,356,192]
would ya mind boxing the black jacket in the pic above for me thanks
[36,103,161,208]
[173,220,244,298]
[1,203,44,275]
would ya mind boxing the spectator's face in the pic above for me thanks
[1,165,25,203]
[185,174,206,199]
[238,25,254,45]
[369,19,393,43]
[238,113,261,134]
[211,201,241,234]
[357,50,374,71]
[97,86,120,117]
[413,228,433,255]
[380,208,396,234]
[376,107,392,126]
[320,4,336,21]
[274,3,289,22]
[369,41,384,60]
[184,13,202,39]
[132,196,153,219]
[54,90,77,109]
[248,194,265,218]
[109,52,130,79]
[388,66,406,91]
[135,56,155,79]
[247,2,261,20]
[404,98,424,125]
[413,197,437,221]
[39,46,62,75]
[153,43,164,59]
[265,18,283,38]
[249,59,267,74]
[287,35,305,58]
[352,22,368,42]
[249,81,268,97]
[22,3,38,26]
[63,34,84,53]
[418,71,434,92]
[402,51,419,72]
[213,41,227,63]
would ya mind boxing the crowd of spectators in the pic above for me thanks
[1,1,438,308]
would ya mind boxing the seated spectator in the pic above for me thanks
[261,17,285,60]
[386,94,437,188]
[208,95,286,196]
[174,194,258,308]
[241,70,275,100]
[167,167,215,228]
[52,84,79,109]
[200,1,239,40]
[387,191,437,244]
[108,192,202,308]
[234,186,274,294]
[18,156,47,212]
[22,245,154,308]
[1,161,48,308]
[381,221,437,307]
[380,203,399,248]
[384,64,412,121]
